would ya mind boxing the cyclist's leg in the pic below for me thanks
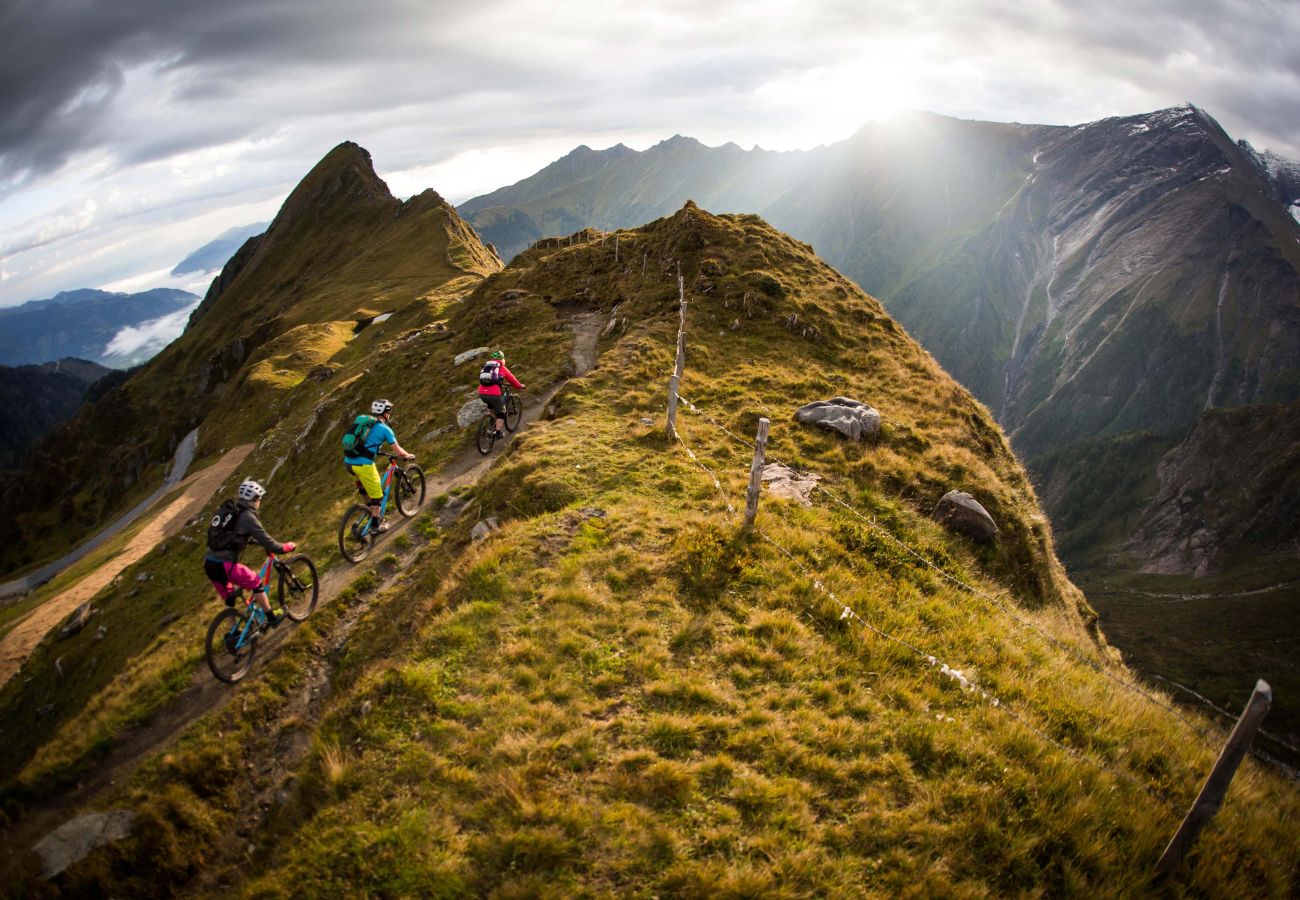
[204,558,237,606]
[225,561,270,613]
[483,393,506,434]
[349,462,385,526]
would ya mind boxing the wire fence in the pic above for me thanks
[674,384,1300,779]
[668,409,1297,878]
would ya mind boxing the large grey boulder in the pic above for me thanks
[794,397,881,442]
[932,491,998,543]
[457,397,488,427]
[34,810,135,879]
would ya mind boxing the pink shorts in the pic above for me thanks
[205,559,264,600]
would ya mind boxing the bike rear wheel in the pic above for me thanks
[397,465,426,517]
[338,503,374,563]
[504,394,522,432]
[476,414,496,455]
[277,554,319,621]
[206,607,257,683]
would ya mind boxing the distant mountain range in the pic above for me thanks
[0,288,198,368]
[0,358,111,469]
[170,221,269,276]
[460,105,1300,584]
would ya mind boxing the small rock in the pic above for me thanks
[33,810,135,879]
[471,518,500,542]
[761,464,820,507]
[360,700,372,716]
[59,602,96,639]
[932,491,999,543]
[578,508,607,519]
[422,426,453,443]
[54,657,64,681]
[95,625,107,640]
[639,417,654,426]
[179,534,195,543]
[37,704,55,718]
[135,572,151,583]
[158,613,180,630]
[453,346,491,366]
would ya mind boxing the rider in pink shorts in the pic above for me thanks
[203,479,297,627]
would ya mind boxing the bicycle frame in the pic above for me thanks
[224,552,280,652]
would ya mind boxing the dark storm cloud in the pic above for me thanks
[0,0,511,189]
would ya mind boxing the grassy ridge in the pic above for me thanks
[12,205,1295,896]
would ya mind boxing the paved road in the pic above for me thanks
[0,429,199,600]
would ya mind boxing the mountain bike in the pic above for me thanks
[337,453,426,563]
[205,551,319,683]
[476,385,522,454]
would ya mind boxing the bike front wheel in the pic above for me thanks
[504,394,522,432]
[338,504,374,563]
[397,465,426,517]
[206,607,257,683]
[476,414,496,455]
[277,554,319,621]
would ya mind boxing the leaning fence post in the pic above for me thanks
[615,234,620,263]
[743,418,770,529]
[1155,679,1273,876]
[666,268,687,439]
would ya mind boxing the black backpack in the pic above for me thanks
[479,360,503,387]
[207,499,242,553]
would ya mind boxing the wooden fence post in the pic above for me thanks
[1155,679,1273,876]
[666,268,687,439]
[615,234,620,263]
[743,418,770,529]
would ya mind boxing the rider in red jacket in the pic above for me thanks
[478,350,525,437]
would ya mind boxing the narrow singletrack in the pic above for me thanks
[4,311,606,879]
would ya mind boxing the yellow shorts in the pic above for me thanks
[348,462,383,501]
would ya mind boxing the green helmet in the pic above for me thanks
[489,350,504,360]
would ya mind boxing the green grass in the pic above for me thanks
[6,205,1298,897]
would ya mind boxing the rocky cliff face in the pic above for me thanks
[1125,401,1300,575]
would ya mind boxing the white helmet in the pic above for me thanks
[371,398,394,416]
[238,479,266,502]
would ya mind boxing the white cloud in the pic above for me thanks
[102,300,200,364]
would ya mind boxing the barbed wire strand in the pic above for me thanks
[671,387,1300,775]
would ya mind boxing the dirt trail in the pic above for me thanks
[0,444,254,691]
[4,315,606,882]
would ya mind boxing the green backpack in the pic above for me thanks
[341,414,378,459]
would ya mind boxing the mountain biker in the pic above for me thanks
[478,350,525,438]
[344,399,415,534]
[204,479,297,628]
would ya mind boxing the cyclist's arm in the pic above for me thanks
[500,364,524,390]
[241,510,290,555]
[387,439,414,459]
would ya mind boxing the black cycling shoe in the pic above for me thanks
[262,611,284,631]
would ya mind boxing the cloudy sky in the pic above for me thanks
[2,0,1298,308]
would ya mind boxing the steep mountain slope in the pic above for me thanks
[0,289,197,368]
[0,142,501,577]
[0,358,110,468]
[1,205,1296,897]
